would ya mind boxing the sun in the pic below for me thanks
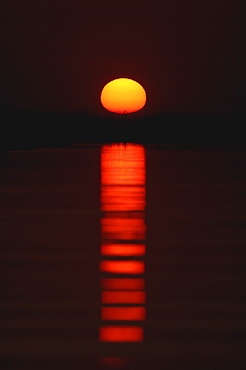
[100,78,147,114]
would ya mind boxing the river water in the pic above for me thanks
[0,144,245,369]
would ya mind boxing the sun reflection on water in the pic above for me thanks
[100,144,146,347]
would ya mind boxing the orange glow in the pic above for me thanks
[100,260,144,274]
[100,78,146,114]
[102,291,146,304]
[101,166,145,186]
[100,326,143,342]
[101,186,145,211]
[101,244,145,256]
[102,307,146,321]
[101,144,145,186]
[101,278,145,290]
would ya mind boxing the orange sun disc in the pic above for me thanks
[100,78,147,114]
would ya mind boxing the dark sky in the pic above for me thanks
[0,0,244,115]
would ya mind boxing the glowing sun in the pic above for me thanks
[100,78,147,114]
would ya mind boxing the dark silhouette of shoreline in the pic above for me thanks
[0,107,245,151]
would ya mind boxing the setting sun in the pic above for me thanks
[100,78,146,114]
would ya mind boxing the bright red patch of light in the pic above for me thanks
[100,326,143,342]
[102,307,146,321]
[100,260,144,274]
[101,243,145,256]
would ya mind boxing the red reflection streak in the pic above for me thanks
[100,326,143,342]
[101,218,145,231]
[101,146,145,187]
[100,144,146,343]
[102,291,146,304]
[102,307,146,321]
[101,278,145,290]
[101,244,145,256]
[101,186,145,212]
[101,218,146,240]
[100,260,144,274]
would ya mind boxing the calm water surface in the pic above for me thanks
[0,145,245,369]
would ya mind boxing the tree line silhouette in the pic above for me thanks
[0,106,244,151]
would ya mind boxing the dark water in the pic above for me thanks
[0,145,245,369]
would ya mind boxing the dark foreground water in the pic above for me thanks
[0,145,245,369]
